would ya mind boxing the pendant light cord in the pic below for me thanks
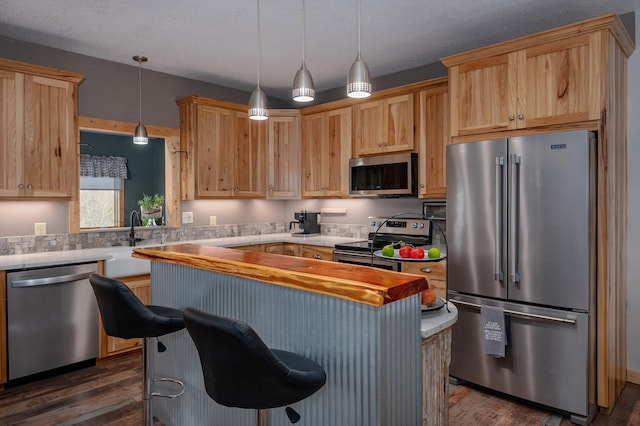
[357,0,361,55]
[302,0,306,65]
[257,0,261,89]
[138,61,143,123]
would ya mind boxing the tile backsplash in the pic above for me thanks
[0,222,370,256]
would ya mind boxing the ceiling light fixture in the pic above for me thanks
[292,0,315,102]
[248,0,269,120]
[347,0,372,98]
[132,55,149,144]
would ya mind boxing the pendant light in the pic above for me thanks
[347,0,372,98]
[248,0,269,120]
[292,0,315,102]
[132,55,149,144]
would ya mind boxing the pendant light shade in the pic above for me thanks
[347,0,372,98]
[132,55,149,144]
[248,87,269,120]
[249,0,269,120]
[292,0,315,102]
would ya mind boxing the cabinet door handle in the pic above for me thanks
[517,114,524,120]
[420,184,425,188]
[378,143,383,147]
[508,115,515,121]
[27,184,33,189]
[18,183,25,189]
[313,254,321,259]
[420,268,432,273]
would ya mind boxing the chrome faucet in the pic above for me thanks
[128,210,143,246]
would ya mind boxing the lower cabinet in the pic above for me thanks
[300,245,334,261]
[265,242,300,257]
[98,274,150,359]
[403,260,447,299]
[234,244,265,252]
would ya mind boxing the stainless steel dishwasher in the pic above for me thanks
[7,262,99,380]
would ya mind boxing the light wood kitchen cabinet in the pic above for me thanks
[0,59,83,199]
[416,79,448,199]
[267,110,301,199]
[233,244,265,252]
[444,20,613,138]
[265,242,300,257]
[354,93,414,156]
[98,274,150,358]
[301,107,352,198]
[403,259,447,300]
[177,96,266,199]
[300,245,334,261]
[442,14,634,412]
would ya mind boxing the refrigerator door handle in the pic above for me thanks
[509,154,521,284]
[495,156,504,281]
[450,299,577,325]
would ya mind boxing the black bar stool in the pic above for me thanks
[89,274,185,426]
[184,307,327,425]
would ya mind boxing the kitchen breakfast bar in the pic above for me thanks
[133,243,456,425]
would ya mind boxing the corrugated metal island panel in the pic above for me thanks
[151,262,422,426]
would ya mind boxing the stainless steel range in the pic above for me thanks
[333,216,431,271]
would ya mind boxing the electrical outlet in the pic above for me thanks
[182,211,193,224]
[209,216,217,226]
[35,222,47,236]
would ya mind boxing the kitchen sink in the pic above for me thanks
[104,248,150,278]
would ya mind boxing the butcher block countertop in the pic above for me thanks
[133,243,428,307]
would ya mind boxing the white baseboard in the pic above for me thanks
[628,369,640,385]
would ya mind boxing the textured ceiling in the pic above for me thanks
[0,0,638,100]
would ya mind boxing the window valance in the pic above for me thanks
[80,154,128,179]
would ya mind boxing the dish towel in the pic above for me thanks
[481,305,507,358]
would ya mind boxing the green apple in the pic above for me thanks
[427,247,441,259]
[381,244,395,257]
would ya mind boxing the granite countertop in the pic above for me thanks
[0,233,364,271]
[421,301,458,338]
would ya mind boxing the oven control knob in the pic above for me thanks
[370,221,377,227]
[412,223,418,228]
[418,223,425,228]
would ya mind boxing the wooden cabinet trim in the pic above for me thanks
[0,58,84,83]
[442,14,632,67]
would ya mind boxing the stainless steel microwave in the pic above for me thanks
[349,152,418,197]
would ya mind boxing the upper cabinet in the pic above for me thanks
[178,96,266,199]
[0,59,83,199]
[267,110,301,200]
[301,106,352,198]
[416,79,448,199]
[443,15,634,139]
[354,93,414,156]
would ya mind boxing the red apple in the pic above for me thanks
[421,289,436,306]
[410,247,425,259]
[399,246,413,258]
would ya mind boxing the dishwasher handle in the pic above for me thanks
[11,271,95,288]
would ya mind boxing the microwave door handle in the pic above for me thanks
[495,156,504,281]
[509,154,521,284]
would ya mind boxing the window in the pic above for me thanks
[79,154,128,229]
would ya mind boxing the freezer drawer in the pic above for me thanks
[449,294,595,420]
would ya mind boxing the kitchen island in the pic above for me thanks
[133,243,454,426]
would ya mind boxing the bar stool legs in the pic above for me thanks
[142,337,185,426]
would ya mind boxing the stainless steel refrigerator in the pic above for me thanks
[446,130,597,425]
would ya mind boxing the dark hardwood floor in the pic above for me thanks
[0,352,638,425]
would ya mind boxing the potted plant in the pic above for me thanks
[138,193,164,224]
